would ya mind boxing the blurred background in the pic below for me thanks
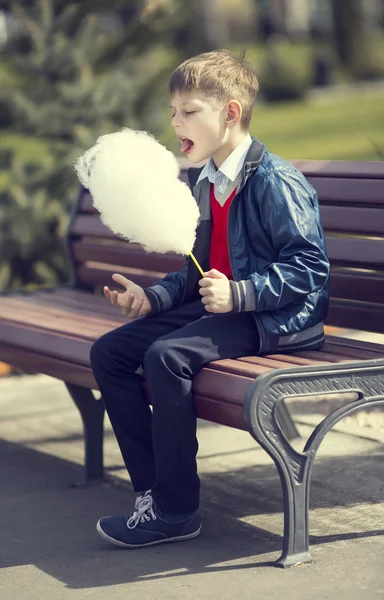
[0,0,383,293]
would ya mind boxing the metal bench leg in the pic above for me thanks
[244,359,384,568]
[275,400,300,441]
[65,382,105,483]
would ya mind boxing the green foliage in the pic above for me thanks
[258,39,311,103]
[0,154,71,290]
[347,35,384,81]
[250,90,384,162]
[0,0,179,290]
[331,0,384,81]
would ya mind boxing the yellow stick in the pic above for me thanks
[189,251,205,278]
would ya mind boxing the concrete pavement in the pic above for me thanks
[0,373,383,599]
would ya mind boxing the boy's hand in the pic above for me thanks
[104,273,152,318]
[198,269,233,313]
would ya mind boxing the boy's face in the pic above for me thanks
[170,91,226,164]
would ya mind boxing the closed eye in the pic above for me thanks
[185,111,196,115]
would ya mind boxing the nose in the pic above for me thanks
[171,113,182,128]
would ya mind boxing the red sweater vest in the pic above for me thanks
[209,184,237,280]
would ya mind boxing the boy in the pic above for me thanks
[91,49,330,548]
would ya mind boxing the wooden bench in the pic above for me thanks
[0,159,383,568]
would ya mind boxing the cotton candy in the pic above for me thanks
[73,128,200,255]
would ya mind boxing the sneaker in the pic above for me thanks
[96,494,201,548]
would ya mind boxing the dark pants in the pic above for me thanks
[90,299,260,514]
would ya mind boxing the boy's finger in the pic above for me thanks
[199,277,213,287]
[112,273,131,289]
[204,269,224,279]
[122,293,135,315]
[105,287,116,303]
[130,295,144,317]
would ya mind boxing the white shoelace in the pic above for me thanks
[134,489,152,511]
[127,494,157,529]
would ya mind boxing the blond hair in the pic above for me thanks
[169,49,259,130]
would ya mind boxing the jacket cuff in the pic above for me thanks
[144,284,173,316]
[229,280,257,313]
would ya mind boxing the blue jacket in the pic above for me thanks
[145,138,330,354]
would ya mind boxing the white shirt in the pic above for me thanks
[196,134,253,206]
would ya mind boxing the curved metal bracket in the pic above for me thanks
[244,358,384,568]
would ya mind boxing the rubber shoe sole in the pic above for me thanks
[96,519,202,548]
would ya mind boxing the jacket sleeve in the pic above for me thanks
[229,168,330,313]
[143,258,189,316]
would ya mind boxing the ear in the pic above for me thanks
[225,100,242,129]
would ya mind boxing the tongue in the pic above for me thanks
[181,139,193,152]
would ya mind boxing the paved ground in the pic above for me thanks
[0,373,383,600]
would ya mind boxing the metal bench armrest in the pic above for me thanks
[244,358,384,568]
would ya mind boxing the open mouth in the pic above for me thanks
[180,137,194,154]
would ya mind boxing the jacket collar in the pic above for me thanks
[193,137,265,196]
[196,134,253,186]
[242,136,266,182]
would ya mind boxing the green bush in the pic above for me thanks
[0,0,180,290]
[258,40,310,103]
[349,45,384,81]
[0,152,74,290]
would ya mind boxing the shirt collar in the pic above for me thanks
[196,133,253,186]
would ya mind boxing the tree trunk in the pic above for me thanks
[331,0,367,68]
[193,0,229,51]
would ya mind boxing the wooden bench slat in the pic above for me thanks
[306,177,384,205]
[0,288,118,316]
[0,324,94,364]
[265,353,330,365]
[193,396,246,430]
[30,290,122,318]
[202,358,271,378]
[289,160,384,179]
[293,350,359,363]
[330,269,384,304]
[72,240,184,273]
[321,205,384,234]
[71,214,115,238]
[2,288,121,318]
[75,265,162,290]
[326,301,384,333]
[237,355,308,368]
[0,343,97,387]
[0,294,121,326]
[325,334,384,354]
[322,342,384,361]
[325,236,384,269]
[0,304,121,340]
[193,368,254,404]
[79,192,96,214]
